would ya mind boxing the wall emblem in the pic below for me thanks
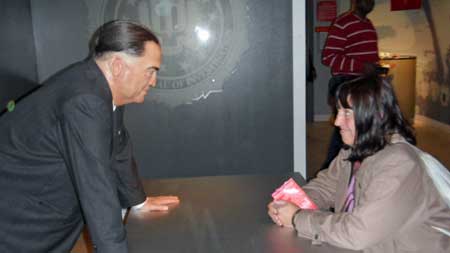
[86,0,248,106]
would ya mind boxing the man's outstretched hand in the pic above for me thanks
[135,196,180,212]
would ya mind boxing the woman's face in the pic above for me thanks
[334,103,356,146]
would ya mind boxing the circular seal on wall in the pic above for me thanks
[86,0,248,106]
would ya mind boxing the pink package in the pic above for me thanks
[271,178,318,210]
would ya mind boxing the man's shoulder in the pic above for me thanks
[40,60,89,97]
[43,59,111,104]
[334,11,358,26]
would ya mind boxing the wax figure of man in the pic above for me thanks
[0,20,179,252]
[268,76,450,253]
[320,0,379,171]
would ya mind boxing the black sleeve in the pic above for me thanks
[112,125,146,208]
[60,95,127,253]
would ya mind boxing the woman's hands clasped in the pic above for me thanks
[267,200,300,228]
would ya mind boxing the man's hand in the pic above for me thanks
[135,196,180,212]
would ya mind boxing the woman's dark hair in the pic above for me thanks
[336,75,416,162]
[89,20,160,58]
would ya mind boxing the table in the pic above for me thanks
[126,173,360,253]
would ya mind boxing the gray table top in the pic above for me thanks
[126,173,360,253]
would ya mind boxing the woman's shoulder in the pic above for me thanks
[364,138,421,176]
[375,135,416,158]
[374,141,418,163]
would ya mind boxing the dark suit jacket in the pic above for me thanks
[0,58,146,252]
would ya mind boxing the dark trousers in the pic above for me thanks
[320,75,356,171]
[320,126,343,171]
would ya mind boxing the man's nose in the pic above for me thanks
[148,77,157,87]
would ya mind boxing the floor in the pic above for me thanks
[72,115,450,253]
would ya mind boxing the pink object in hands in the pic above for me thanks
[271,178,318,210]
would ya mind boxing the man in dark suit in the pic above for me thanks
[0,20,179,252]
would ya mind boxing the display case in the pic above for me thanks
[380,55,416,122]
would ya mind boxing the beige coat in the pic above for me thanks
[294,135,450,253]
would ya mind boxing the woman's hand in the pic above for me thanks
[267,200,299,228]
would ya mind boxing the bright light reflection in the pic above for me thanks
[195,26,210,42]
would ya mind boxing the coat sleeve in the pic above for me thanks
[60,94,127,253]
[303,152,346,210]
[294,148,424,250]
[112,126,146,208]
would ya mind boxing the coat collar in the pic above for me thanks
[84,57,113,107]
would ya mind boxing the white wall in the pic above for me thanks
[293,0,307,178]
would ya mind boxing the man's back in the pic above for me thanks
[322,11,379,76]
[0,59,118,252]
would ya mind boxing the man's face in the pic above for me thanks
[120,41,161,104]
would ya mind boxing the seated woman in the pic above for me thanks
[268,76,450,252]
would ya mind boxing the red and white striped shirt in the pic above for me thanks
[322,12,379,76]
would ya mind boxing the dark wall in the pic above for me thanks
[30,0,89,82]
[29,0,293,178]
[0,0,38,111]
[125,0,293,178]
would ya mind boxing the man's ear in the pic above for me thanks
[110,55,125,79]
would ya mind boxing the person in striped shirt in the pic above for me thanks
[320,0,380,171]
